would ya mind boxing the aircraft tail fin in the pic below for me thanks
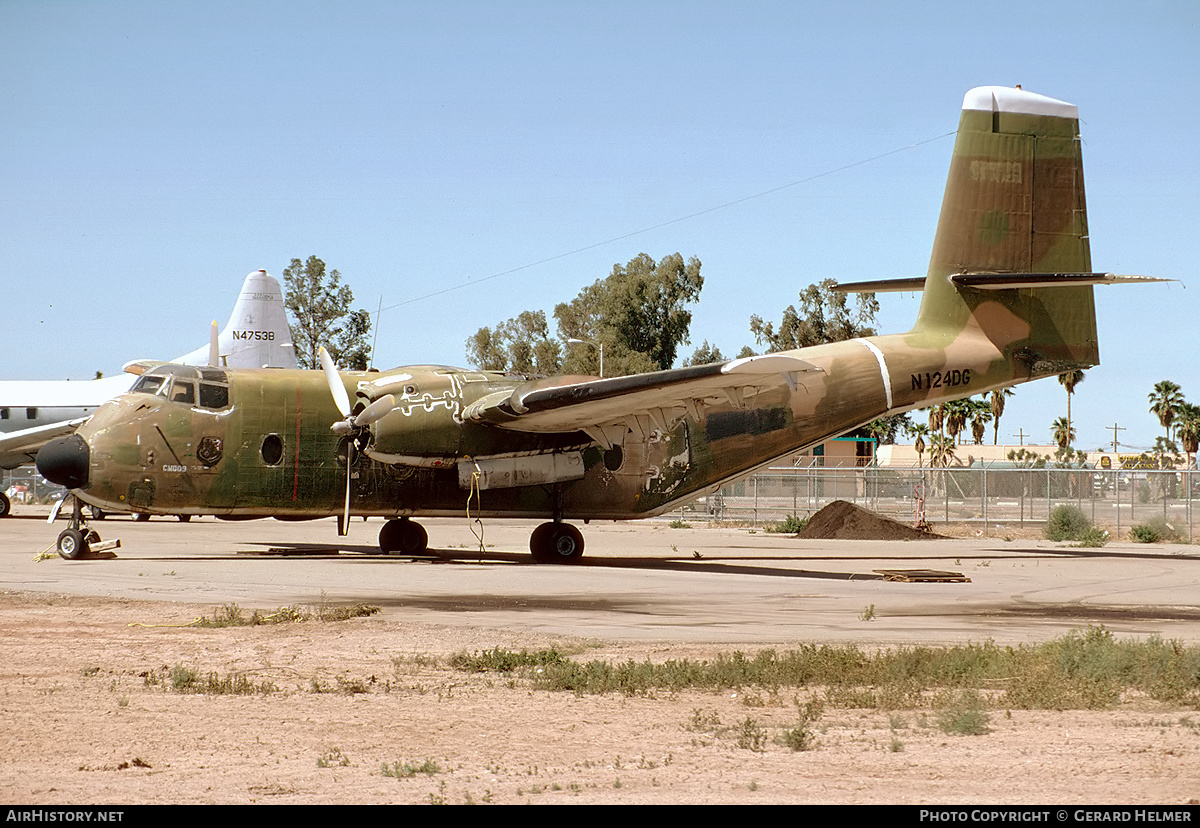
[174,270,298,369]
[913,86,1099,378]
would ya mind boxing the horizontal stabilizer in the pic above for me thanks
[833,273,1167,294]
[949,272,1167,289]
[832,278,926,294]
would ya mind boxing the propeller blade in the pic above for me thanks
[341,449,351,537]
[208,321,220,368]
[319,346,351,418]
[351,394,395,428]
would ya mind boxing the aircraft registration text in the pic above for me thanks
[911,369,972,391]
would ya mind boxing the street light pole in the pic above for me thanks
[566,338,604,378]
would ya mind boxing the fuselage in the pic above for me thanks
[53,320,1033,522]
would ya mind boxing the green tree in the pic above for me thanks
[555,252,703,376]
[748,278,878,353]
[1058,369,1085,439]
[1173,402,1200,469]
[465,252,704,378]
[283,256,372,370]
[989,388,1014,445]
[683,340,726,367]
[1148,380,1185,444]
[856,413,912,446]
[944,399,970,446]
[928,433,957,468]
[907,422,929,468]
[465,310,561,375]
[969,398,992,445]
[1051,416,1076,450]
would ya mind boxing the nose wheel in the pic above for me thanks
[56,527,100,560]
[529,521,584,563]
[53,495,112,560]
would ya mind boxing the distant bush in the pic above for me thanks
[1130,516,1180,544]
[1074,526,1110,548]
[766,514,808,534]
[1044,504,1091,541]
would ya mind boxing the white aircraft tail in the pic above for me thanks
[174,270,297,369]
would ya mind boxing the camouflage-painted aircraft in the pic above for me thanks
[37,86,1162,561]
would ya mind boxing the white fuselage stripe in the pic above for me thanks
[855,339,893,410]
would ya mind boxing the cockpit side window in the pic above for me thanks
[198,382,229,409]
[170,380,196,405]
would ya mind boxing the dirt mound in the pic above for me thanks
[795,500,945,540]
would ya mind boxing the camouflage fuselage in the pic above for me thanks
[71,304,1068,523]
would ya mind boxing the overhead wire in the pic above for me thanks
[378,130,955,315]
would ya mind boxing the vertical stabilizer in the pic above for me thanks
[915,86,1098,377]
[175,270,298,369]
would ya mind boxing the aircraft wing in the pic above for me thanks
[0,419,85,470]
[464,354,821,448]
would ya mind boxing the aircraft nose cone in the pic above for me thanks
[36,434,90,490]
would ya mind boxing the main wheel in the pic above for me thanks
[379,518,429,555]
[0,492,10,519]
[57,528,90,560]
[530,522,584,564]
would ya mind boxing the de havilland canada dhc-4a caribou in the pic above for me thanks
[37,86,1165,561]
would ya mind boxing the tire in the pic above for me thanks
[177,514,191,522]
[398,520,428,555]
[134,513,150,522]
[0,492,10,519]
[57,528,89,560]
[379,518,429,555]
[530,522,584,564]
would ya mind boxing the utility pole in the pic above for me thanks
[1108,423,1125,454]
[1014,428,1028,446]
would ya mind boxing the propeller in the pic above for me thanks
[319,347,395,535]
[207,321,220,368]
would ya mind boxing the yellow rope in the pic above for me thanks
[465,459,485,557]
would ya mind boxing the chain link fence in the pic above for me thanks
[676,466,1197,542]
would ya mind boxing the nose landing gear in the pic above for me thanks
[53,496,119,560]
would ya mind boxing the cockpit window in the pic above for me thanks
[130,366,230,410]
[199,382,229,409]
[170,380,196,405]
[131,375,166,395]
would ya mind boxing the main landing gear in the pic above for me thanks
[375,517,586,563]
[378,517,429,555]
[529,521,584,564]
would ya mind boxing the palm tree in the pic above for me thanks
[928,404,945,447]
[944,400,969,446]
[1058,370,1085,439]
[1148,380,1185,443]
[969,398,992,445]
[928,433,957,468]
[908,423,929,468]
[990,388,1014,445]
[1051,416,1076,450]
[1174,402,1200,469]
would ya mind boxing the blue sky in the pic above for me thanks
[2,0,1196,451]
